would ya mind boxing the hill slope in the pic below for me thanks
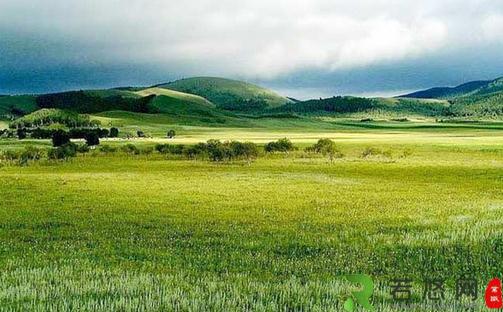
[270,96,449,117]
[401,77,503,99]
[156,77,290,111]
[0,95,38,117]
[135,87,214,108]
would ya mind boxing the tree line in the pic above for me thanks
[1,138,346,165]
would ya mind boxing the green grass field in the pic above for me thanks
[1,123,502,311]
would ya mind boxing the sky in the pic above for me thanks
[0,0,502,98]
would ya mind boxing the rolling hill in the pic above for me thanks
[270,96,449,117]
[401,77,503,118]
[135,87,215,108]
[401,77,503,99]
[156,77,290,111]
[0,95,37,117]
[1,76,502,123]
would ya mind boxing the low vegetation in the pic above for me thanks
[0,130,501,311]
[9,109,96,129]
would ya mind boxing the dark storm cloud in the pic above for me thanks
[0,0,502,95]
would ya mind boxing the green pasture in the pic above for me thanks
[0,126,502,310]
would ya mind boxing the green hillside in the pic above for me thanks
[157,77,290,111]
[0,95,38,117]
[9,108,93,129]
[401,77,503,99]
[270,96,448,117]
[135,87,214,107]
[448,92,503,117]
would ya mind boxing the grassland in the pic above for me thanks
[0,123,502,311]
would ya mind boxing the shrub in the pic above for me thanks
[109,127,119,138]
[141,146,154,155]
[229,141,259,162]
[264,138,295,153]
[99,144,117,153]
[137,130,145,138]
[361,147,392,159]
[48,143,77,160]
[19,146,44,165]
[167,129,176,139]
[121,144,140,155]
[77,144,90,153]
[31,128,54,139]
[155,144,185,155]
[17,128,27,140]
[204,140,231,161]
[0,150,21,162]
[84,132,100,146]
[52,130,70,147]
[400,149,413,158]
[306,138,343,161]
[184,143,208,159]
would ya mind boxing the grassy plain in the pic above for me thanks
[0,122,502,311]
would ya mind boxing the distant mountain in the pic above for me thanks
[270,96,448,117]
[1,76,502,122]
[156,77,290,111]
[401,77,503,99]
[401,77,503,118]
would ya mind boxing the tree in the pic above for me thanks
[84,132,100,146]
[229,141,259,164]
[52,130,70,147]
[48,143,77,160]
[264,138,295,153]
[109,127,119,138]
[167,129,176,139]
[17,128,27,140]
[307,138,343,162]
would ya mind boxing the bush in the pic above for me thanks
[0,150,21,162]
[206,139,233,161]
[155,144,185,155]
[99,144,117,153]
[31,128,54,139]
[84,132,100,146]
[184,143,208,160]
[229,141,259,162]
[264,138,295,153]
[306,139,343,161]
[137,130,145,138]
[17,128,27,140]
[52,130,70,147]
[141,146,154,155]
[109,127,119,138]
[77,144,90,153]
[361,147,392,159]
[167,129,176,139]
[19,146,44,165]
[121,144,140,155]
[48,143,77,160]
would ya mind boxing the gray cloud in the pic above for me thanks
[0,0,502,94]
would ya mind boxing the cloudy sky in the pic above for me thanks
[1,0,502,98]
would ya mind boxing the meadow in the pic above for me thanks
[0,122,502,311]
